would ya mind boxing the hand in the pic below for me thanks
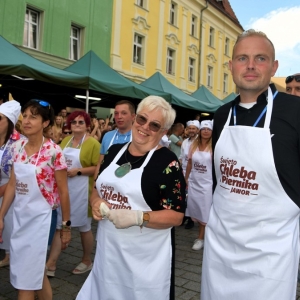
[0,218,4,243]
[106,209,143,229]
[60,228,71,250]
[91,198,111,221]
[67,168,80,178]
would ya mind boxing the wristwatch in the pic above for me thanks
[142,212,150,227]
[77,170,82,176]
[62,220,71,226]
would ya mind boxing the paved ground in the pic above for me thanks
[0,221,300,299]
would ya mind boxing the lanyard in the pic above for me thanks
[233,91,278,127]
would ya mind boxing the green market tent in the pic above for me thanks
[0,35,86,88]
[65,51,172,109]
[140,72,217,112]
[222,92,237,104]
[191,86,223,111]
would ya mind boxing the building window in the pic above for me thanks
[170,2,177,26]
[188,58,195,82]
[191,15,197,37]
[166,48,175,75]
[23,8,40,49]
[207,66,213,88]
[223,73,228,93]
[225,37,230,56]
[209,27,215,47]
[133,33,144,65]
[137,0,146,8]
[70,25,81,60]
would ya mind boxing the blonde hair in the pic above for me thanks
[190,132,212,155]
[136,96,176,129]
[233,29,275,60]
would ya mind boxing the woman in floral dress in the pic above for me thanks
[0,99,71,300]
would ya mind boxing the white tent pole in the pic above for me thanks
[85,89,89,112]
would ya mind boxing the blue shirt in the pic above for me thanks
[100,129,132,154]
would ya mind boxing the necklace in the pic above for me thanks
[115,145,148,178]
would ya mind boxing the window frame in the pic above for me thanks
[166,48,175,75]
[170,2,177,26]
[133,33,144,65]
[223,73,228,93]
[137,0,146,8]
[207,66,213,88]
[225,37,230,56]
[209,27,215,47]
[23,7,40,49]
[191,15,197,37]
[70,25,81,61]
[188,57,196,82]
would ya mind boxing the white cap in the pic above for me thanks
[0,100,21,125]
[200,120,213,130]
[186,120,200,129]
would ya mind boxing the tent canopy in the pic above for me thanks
[191,86,223,111]
[222,92,237,104]
[65,51,172,104]
[140,72,217,112]
[0,35,87,88]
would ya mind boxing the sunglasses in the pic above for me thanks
[70,120,85,125]
[63,131,72,134]
[135,114,162,132]
[33,99,50,109]
[285,75,300,84]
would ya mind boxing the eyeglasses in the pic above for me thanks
[135,114,162,132]
[33,99,50,109]
[70,120,85,125]
[285,75,300,84]
[63,131,72,134]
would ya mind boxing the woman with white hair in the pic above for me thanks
[185,120,213,250]
[0,100,24,267]
[76,96,186,300]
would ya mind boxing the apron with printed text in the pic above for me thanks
[201,88,300,300]
[57,137,88,227]
[186,149,212,223]
[10,146,52,290]
[77,143,172,300]
[0,143,13,251]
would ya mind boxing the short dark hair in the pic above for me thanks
[22,99,55,127]
[115,100,135,114]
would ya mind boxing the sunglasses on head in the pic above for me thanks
[285,75,300,84]
[63,131,72,134]
[33,99,50,109]
[135,114,162,132]
[70,120,85,125]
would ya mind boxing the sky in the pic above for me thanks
[228,0,300,77]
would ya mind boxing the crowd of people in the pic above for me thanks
[0,28,300,300]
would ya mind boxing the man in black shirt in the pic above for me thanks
[201,29,300,300]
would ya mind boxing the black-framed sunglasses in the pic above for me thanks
[33,99,50,109]
[285,75,300,84]
[135,114,162,132]
[70,120,85,125]
[63,131,72,134]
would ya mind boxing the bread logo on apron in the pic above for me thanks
[16,180,29,195]
[194,162,207,173]
[100,183,132,209]
[219,156,259,196]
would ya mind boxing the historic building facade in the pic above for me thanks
[111,0,243,99]
[0,0,113,67]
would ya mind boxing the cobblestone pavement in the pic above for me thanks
[1,221,300,299]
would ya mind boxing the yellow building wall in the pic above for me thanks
[111,0,243,100]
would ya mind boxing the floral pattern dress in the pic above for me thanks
[13,139,67,208]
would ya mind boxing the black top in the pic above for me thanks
[98,143,186,213]
[212,84,300,207]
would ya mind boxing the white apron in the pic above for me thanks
[186,149,212,223]
[77,143,172,300]
[57,136,88,227]
[0,142,13,251]
[181,138,193,176]
[10,142,52,290]
[201,88,300,300]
